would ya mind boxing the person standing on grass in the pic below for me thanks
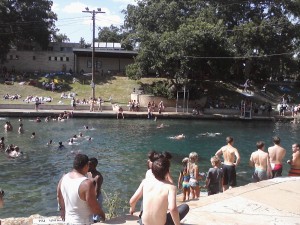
[71,97,76,111]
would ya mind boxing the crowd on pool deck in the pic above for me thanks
[1,130,300,224]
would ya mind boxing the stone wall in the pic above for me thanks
[131,94,207,109]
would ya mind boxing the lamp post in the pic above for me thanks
[82,7,105,111]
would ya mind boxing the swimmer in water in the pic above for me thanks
[0,188,4,208]
[58,141,65,149]
[79,132,83,138]
[157,123,164,129]
[0,137,5,151]
[18,124,24,134]
[47,140,53,146]
[36,117,41,123]
[169,134,185,140]
[68,138,74,145]
[31,132,36,138]
[84,125,89,130]
[200,132,222,137]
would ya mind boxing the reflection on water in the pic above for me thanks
[0,118,298,218]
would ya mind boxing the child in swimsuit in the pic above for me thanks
[178,157,190,201]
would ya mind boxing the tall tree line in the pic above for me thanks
[122,0,300,82]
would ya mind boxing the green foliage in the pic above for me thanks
[52,33,70,43]
[0,0,57,61]
[103,190,129,220]
[123,0,300,82]
[140,80,175,99]
[126,63,143,80]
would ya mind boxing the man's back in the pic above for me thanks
[268,145,286,164]
[221,145,238,165]
[142,178,175,225]
[251,150,269,170]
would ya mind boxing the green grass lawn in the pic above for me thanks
[1,73,295,107]
[0,75,163,105]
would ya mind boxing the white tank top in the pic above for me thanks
[61,174,91,224]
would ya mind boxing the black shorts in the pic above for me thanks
[222,164,237,187]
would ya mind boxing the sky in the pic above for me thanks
[51,0,136,43]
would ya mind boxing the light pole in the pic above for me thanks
[82,7,105,111]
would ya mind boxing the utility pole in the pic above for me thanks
[82,7,105,111]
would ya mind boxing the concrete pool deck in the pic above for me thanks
[95,177,300,225]
[0,104,295,121]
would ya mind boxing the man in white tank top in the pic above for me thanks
[57,154,105,224]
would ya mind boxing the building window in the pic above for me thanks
[48,47,53,51]
[49,56,51,61]
[60,57,63,61]
[15,55,19,60]
[33,56,36,60]
[66,57,69,61]
[55,57,57,61]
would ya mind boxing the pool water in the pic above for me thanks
[0,117,297,218]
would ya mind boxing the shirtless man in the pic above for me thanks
[215,136,240,191]
[249,141,272,182]
[130,156,189,225]
[268,136,286,178]
[87,157,104,223]
[287,143,300,176]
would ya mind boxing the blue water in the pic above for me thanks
[0,117,298,218]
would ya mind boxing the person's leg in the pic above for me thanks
[165,204,190,225]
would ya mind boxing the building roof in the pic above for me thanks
[73,48,138,58]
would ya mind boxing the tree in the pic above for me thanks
[0,0,57,62]
[79,37,86,48]
[52,33,70,43]
[97,25,133,50]
[123,0,300,83]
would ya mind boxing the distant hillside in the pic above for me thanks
[0,75,298,108]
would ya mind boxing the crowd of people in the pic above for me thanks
[175,136,300,205]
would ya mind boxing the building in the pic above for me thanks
[1,42,137,75]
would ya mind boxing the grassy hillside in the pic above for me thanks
[0,75,164,105]
[0,73,298,107]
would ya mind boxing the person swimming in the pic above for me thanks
[170,134,185,140]
[31,132,36,138]
[157,123,164,129]
[58,141,65,150]
[68,138,74,145]
[200,132,222,137]
[47,140,53,146]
